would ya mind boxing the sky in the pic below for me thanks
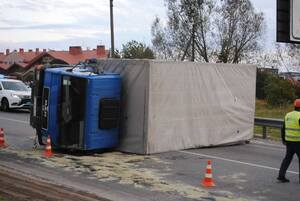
[0,0,276,52]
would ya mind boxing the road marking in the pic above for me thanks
[178,150,299,175]
[251,140,285,148]
[0,117,28,124]
[247,144,285,152]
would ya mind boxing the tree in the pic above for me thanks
[273,44,299,72]
[151,0,264,63]
[215,0,264,63]
[256,69,271,99]
[121,40,155,59]
[151,17,174,60]
[113,49,121,58]
[287,44,300,59]
[284,44,300,71]
[152,0,214,61]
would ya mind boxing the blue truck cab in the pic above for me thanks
[31,66,121,150]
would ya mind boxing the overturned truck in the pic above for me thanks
[30,59,256,154]
[98,60,256,154]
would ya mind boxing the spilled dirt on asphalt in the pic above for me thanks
[1,148,254,201]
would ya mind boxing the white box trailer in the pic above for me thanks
[98,59,256,154]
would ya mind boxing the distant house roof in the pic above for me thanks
[0,45,109,74]
[0,53,5,62]
[47,46,108,64]
[0,63,11,70]
[3,49,42,65]
[19,52,41,63]
[6,63,27,71]
[47,50,108,64]
[26,45,108,67]
[17,63,27,68]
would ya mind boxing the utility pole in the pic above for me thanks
[110,0,115,58]
[191,23,195,62]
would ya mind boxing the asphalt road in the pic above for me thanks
[0,110,34,150]
[0,166,110,201]
[0,110,300,201]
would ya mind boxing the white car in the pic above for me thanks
[0,78,32,111]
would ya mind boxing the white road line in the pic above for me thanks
[247,144,285,152]
[251,140,285,148]
[0,117,28,124]
[178,150,299,175]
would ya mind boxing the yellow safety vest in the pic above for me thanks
[285,111,300,142]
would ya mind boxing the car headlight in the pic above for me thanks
[11,94,21,99]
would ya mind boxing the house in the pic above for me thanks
[0,52,5,63]
[0,63,10,75]
[22,45,108,81]
[257,66,279,75]
[279,71,300,81]
[0,48,44,75]
[0,52,8,74]
[0,45,109,80]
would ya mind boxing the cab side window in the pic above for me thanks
[0,83,2,90]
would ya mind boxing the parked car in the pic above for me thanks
[0,78,32,111]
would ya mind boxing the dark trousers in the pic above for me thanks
[278,142,300,179]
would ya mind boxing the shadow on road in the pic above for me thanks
[3,109,30,114]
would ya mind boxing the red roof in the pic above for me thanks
[0,54,5,62]
[0,63,11,70]
[47,49,109,65]
[19,52,42,63]
[0,62,26,70]
[0,46,109,72]
[3,51,42,65]
[12,62,27,68]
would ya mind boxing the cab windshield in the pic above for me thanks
[1,81,30,91]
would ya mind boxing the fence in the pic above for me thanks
[254,117,283,139]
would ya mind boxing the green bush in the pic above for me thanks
[293,82,300,98]
[264,75,295,106]
[256,69,296,106]
[256,70,270,99]
[122,40,155,59]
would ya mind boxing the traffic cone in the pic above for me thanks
[0,128,7,148]
[44,135,53,157]
[201,160,215,187]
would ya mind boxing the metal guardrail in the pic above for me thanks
[254,117,284,139]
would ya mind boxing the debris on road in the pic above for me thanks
[1,147,253,201]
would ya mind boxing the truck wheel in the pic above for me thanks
[1,99,9,112]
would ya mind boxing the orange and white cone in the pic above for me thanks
[0,128,7,148]
[43,135,53,157]
[201,160,215,187]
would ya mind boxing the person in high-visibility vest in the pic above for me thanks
[278,99,300,183]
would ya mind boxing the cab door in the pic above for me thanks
[59,75,87,149]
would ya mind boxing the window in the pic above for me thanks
[99,98,120,129]
[1,81,30,91]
